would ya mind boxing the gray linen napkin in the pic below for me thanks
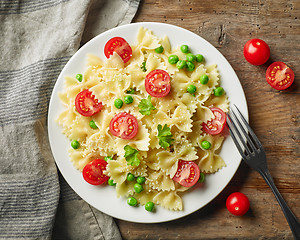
[0,0,140,239]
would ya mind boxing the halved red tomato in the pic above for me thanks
[104,37,132,63]
[75,89,102,117]
[109,112,138,139]
[145,69,171,98]
[172,160,200,187]
[202,107,226,135]
[266,61,294,90]
[82,159,109,185]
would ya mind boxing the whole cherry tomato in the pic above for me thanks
[244,39,270,65]
[226,192,250,216]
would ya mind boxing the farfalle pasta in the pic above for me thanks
[56,27,229,211]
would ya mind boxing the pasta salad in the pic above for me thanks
[56,27,229,211]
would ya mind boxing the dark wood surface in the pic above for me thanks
[115,0,300,239]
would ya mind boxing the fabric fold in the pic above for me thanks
[0,0,140,239]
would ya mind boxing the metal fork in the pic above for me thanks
[227,105,300,240]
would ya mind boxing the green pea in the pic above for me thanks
[89,120,98,129]
[196,54,204,63]
[127,197,138,206]
[176,60,186,70]
[201,140,211,150]
[124,95,133,104]
[114,98,123,109]
[71,140,80,149]
[186,53,196,62]
[155,45,164,53]
[198,172,205,183]
[104,156,113,162]
[134,183,144,193]
[126,88,135,94]
[108,178,116,186]
[186,61,195,72]
[127,173,135,181]
[145,201,155,212]
[168,55,179,64]
[76,74,83,82]
[214,87,224,96]
[136,176,146,184]
[200,74,209,85]
[187,85,196,95]
[180,44,189,53]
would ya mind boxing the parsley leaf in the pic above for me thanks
[157,124,174,149]
[138,96,156,115]
[141,61,147,72]
[124,145,140,166]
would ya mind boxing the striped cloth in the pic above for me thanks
[0,0,140,239]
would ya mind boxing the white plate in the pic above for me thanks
[48,22,248,223]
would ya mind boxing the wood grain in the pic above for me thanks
[116,0,300,239]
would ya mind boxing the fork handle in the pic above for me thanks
[259,169,300,239]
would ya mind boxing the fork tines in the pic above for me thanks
[227,105,263,160]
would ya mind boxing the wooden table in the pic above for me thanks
[115,0,300,239]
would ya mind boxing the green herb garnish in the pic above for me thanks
[141,61,147,72]
[126,88,136,94]
[104,156,113,161]
[157,124,174,149]
[124,145,140,166]
[138,96,156,115]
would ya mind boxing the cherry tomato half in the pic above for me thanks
[243,39,270,65]
[172,160,200,187]
[202,107,226,135]
[109,112,138,139]
[226,192,250,216]
[82,159,109,185]
[75,89,103,117]
[266,61,294,90]
[145,69,171,98]
[104,37,132,63]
